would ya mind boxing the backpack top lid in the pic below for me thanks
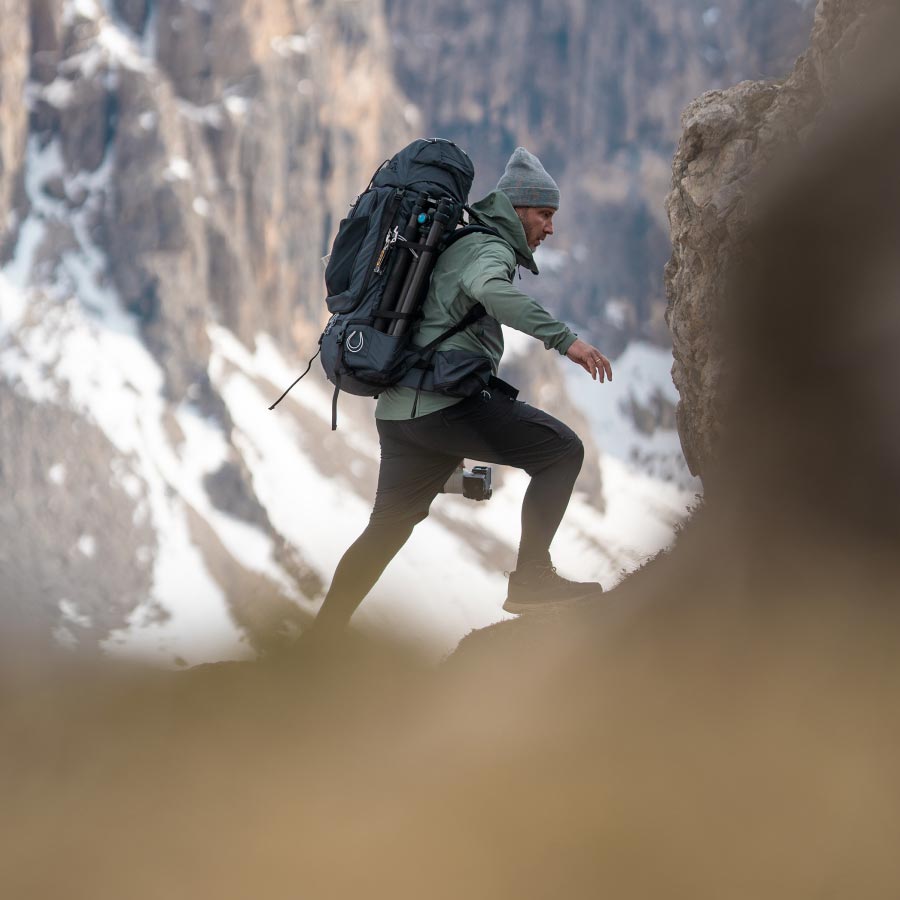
[372,138,475,204]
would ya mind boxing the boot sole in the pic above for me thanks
[502,590,603,615]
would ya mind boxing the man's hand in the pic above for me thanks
[566,338,613,383]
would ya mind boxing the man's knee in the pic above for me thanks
[560,432,584,471]
[545,414,582,461]
[367,505,429,532]
[568,433,585,464]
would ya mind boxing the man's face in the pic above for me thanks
[515,206,556,251]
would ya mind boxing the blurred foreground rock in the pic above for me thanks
[4,34,900,892]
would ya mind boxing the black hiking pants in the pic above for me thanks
[313,390,584,631]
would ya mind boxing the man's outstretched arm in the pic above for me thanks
[460,246,613,382]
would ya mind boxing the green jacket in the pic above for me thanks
[375,191,578,420]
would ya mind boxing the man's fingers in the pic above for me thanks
[570,344,612,384]
[588,351,609,383]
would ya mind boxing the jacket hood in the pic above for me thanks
[469,191,540,275]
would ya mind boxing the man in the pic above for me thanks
[312,147,613,633]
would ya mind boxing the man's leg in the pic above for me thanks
[313,392,591,633]
[407,392,586,571]
[385,391,599,609]
[311,417,460,633]
[516,428,584,570]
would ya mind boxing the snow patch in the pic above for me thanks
[170,403,300,598]
[176,99,225,128]
[571,243,588,263]
[0,139,66,331]
[271,34,311,57]
[59,3,153,78]
[65,0,101,24]
[403,104,419,127]
[60,598,93,628]
[209,326,380,460]
[224,96,249,118]
[500,325,537,362]
[164,158,192,182]
[48,463,67,485]
[605,298,631,329]
[96,16,152,72]
[103,503,253,668]
[77,534,97,558]
[702,7,722,28]
[39,78,76,108]
[533,245,567,274]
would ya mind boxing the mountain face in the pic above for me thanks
[664,0,890,477]
[385,0,816,354]
[26,0,410,399]
[1,0,416,657]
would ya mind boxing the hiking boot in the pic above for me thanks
[503,564,604,614]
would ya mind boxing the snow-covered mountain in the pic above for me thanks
[0,0,701,666]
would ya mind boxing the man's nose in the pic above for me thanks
[545,220,554,235]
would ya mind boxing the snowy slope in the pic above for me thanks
[207,329,697,659]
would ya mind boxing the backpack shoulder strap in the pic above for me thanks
[442,224,501,251]
[408,302,487,362]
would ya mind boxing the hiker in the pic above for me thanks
[312,147,613,633]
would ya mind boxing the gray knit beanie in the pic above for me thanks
[496,147,560,209]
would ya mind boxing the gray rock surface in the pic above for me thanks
[0,387,156,653]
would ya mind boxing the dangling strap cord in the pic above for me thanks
[331,374,341,431]
[410,355,432,419]
[268,347,321,410]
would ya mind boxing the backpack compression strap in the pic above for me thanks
[407,302,488,364]
[407,302,488,418]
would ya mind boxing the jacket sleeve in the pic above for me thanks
[458,240,578,355]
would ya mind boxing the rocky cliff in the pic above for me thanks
[25,0,410,399]
[665,0,891,478]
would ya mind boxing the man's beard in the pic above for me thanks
[515,210,537,249]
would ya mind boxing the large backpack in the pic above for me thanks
[269,138,505,428]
